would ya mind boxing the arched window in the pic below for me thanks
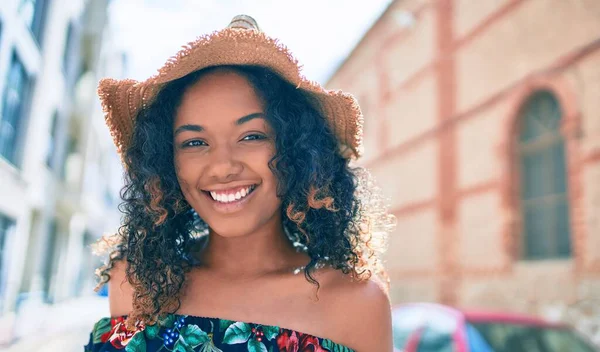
[518,91,571,260]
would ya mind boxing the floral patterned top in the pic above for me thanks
[84,314,354,352]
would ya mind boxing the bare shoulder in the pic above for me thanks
[108,259,134,317]
[317,269,393,352]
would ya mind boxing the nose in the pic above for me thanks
[206,145,243,181]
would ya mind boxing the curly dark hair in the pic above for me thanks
[94,65,393,329]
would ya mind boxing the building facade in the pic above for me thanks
[0,0,121,343]
[327,0,600,323]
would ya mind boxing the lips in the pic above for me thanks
[207,185,256,203]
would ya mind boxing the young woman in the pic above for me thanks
[85,15,395,352]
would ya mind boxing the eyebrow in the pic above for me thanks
[236,112,264,125]
[174,112,265,137]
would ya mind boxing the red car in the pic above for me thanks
[392,303,598,352]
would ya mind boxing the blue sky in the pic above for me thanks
[108,0,392,84]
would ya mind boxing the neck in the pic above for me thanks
[196,215,308,279]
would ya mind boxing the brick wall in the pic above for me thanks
[327,0,600,315]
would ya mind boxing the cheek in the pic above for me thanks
[252,150,276,182]
[174,157,203,191]
[260,161,280,203]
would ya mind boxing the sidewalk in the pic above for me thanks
[0,295,109,352]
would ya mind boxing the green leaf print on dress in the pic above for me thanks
[92,317,112,344]
[222,322,252,344]
[322,338,353,352]
[125,331,147,352]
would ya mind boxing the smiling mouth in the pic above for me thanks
[203,185,257,204]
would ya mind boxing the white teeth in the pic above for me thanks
[209,186,255,203]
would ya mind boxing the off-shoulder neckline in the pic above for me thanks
[99,312,354,351]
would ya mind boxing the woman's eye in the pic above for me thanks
[241,134,267,141]
[182,140,207,148]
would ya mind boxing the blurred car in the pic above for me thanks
[392,303,598,352]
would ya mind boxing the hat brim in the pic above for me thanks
[98,28,363,160]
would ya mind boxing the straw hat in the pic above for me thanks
[98,14,363,160]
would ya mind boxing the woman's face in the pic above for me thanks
[173,69,281,237]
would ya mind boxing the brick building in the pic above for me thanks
[326,0,600,318]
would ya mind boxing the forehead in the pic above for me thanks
[176,69,264,122]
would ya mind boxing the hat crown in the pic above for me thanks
[99,13,362,162]
[228,15,260,31]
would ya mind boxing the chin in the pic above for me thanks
[208,224,254,238]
